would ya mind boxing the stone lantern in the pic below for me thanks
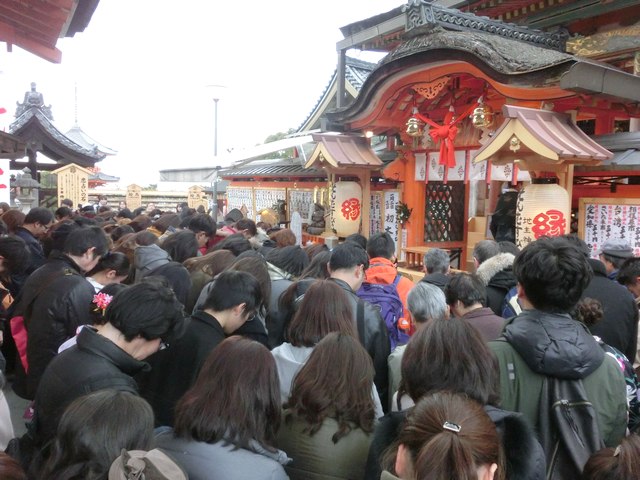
[13,167,41,212]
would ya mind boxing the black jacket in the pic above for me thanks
[582,258,639,362]
[13,253,95,399]
[476,253,517,317]
[329,278,391,412]
[33,327,148,447]
[364,406,545,480]
[137,310,226,427]
[419,272,450,291]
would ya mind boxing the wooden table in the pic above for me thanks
[402,242,464,270]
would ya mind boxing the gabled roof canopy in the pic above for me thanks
[473,105,612,171]
[305,133,383,172]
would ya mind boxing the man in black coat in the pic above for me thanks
[328,242,391,412]
[137,270,263,427]
[33,281,185,449]
[419,247,451,291]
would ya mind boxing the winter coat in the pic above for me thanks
[134,244,191,306]
[364,257,415,318]
[33,326,148,447]
[13,253,95,399]
[461,307,505,342]
[476,253,516,316]
[490,310,628,448]
[156,428,290,480]
[329,278,391,412]
[582,258,639,363]
[15,227,46,275]
[137,310,226,427]
[266,262,294,349]
[276,412,372,480]
[364,405,545,480]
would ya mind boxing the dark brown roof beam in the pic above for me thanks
[0,21,61,62]
[0,2,70,26]
[526,0,639,29]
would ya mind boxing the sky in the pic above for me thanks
[0,0,402,188]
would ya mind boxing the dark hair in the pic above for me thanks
[269,228,296,248]
[445,272,487,308]
[1,210,25,233]
[582,434,640,480]
[299,250,331,280]
[286,332,375,443]
[344,233,368,250]
[188,213,216,237]
[329,242,369,272]
[110,224,134,243]
[561,233,591,258]
[54,206,73,220]
[133,230,158,247]
[514,236,592,313]
[387,392,503,480]
[226,256,272,310]
[60,198,73,208]
[183,249,235,277]
[116,208,134,220]
[152,213,180,234]
[211,233,252,256]
[174,336,281,451]
[304,242,329,260]
[63,225,109,258]
[367,232,395,259]
[39,390,154,480]
[618,258,640,287]
[0,235,31,275]
[498,241,520,256]
[132,206,145,217]
[286,280,356,347]
[105,281,185,343]
[0,452,26,480]
[202,270,262,315]
[89,283,129,326]
[235,219,257,237]
[573,297,603,328]
[24,207,54,226]
[129,215,152,232]
[161,230,199,263]
[266,245,309,278]
[87,251,130,278]
[398,318,500,407]
[473,239,500,265]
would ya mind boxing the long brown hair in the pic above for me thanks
[174,337,281,451]
[583,434,640,480]
[286,332,375,443]
[183,249,235,277]
[390,392,503,480]
[286,279,356,347]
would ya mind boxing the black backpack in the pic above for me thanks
[537,377,604,480]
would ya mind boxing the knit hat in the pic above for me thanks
[108,449,188,480]
[600,238,633,259]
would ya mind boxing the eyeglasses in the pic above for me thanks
[159,340,169,351]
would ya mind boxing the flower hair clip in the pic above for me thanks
[93,293,113,316]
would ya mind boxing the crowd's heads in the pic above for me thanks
[235,219,257,237]
[344,233,368,250]
[266,245,309,278]
[329,242,369,274]
[152,213,180,234]
[424,248,450,275]
[183,249,235,278]
[299,250,331,280]
[211,233,252,256]
[599,237,633,271]
[366,232,396,260]
[90,283,129,326]
[54,206,73,222]
[105,280,185,346]
[287,332,376,443]
[407,282,448,326]
[174,336,281,451]
[398,318,500,407]
[87,251,131,281]
[40,390,154,480]
[63,225,110,272]
[513,236,592,313]
[445,273,487,310]
[286,279,356,347]
[269,228,296,248]
[24,207,54,238]
[582,434,640,480]
[187,213,216,247]
[160,230,199,263]
[473,240,500,266]
[1,209,25,233]
[0,235,31,276]
[202,270,263,331]
[225,256,271,311]
[391,392,502,480]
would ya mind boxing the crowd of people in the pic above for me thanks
[0,198,637,479]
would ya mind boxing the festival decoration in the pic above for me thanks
[332,181,362,237]
[92,293,113,316]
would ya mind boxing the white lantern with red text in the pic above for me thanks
[515,179,570,249]
[331,181,362,237]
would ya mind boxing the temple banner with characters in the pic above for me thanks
[578,197,640,258]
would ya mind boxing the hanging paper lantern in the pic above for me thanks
[332,181,362,237]
[515,179,569,249]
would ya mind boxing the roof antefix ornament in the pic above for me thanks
[403,0,568,52]
[15,82,53,120]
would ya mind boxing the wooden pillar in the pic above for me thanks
[361,170,371,239]
[402,152,426,246]
[557,164,574,215]
[631,52,640,133]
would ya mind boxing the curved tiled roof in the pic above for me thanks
[220,159,325,179]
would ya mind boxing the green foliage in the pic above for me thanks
[261,129,297,159]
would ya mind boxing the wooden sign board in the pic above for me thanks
[52,163,92,207]
[187,185,208,210]
[126,184,143,210]
[578,197,640,257]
